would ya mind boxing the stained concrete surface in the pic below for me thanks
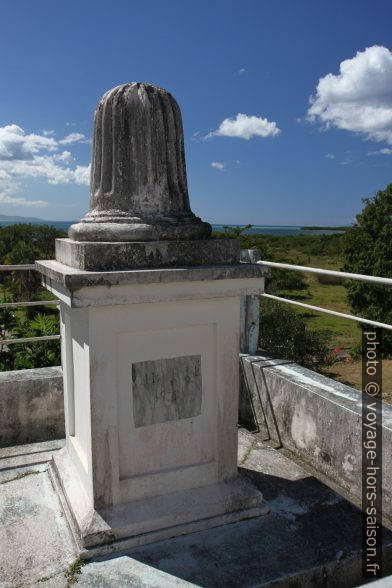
[0,368,64,447]
[1,432,392,587]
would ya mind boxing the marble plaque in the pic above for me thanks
[132,355,202,427]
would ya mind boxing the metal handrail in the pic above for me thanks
[257,260,392,286]
[0,264,60,346]
[1,335,60,345]
[0,300,59,309]
[262,293,392,331]
[0,264,36,271]
[259,260,392,331]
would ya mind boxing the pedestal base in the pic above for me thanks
[55,238,239,271]
[50,447,268,558]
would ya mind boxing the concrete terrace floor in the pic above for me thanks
[1,432,392,588]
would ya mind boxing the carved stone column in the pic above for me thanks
[69,83,211,243]
[37,83,268,557]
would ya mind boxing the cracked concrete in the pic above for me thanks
[1,432,392,587]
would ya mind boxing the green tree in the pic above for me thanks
[0,224,65,302]
[0,224,65,370]
[343,184,392,355]
[5,313,61,370]
[259,299,329,369]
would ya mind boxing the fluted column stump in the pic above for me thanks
[37,83,268,557]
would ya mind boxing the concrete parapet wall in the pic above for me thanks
[240,352,392,518]
[0,367,64,447]
[2,357,392,522]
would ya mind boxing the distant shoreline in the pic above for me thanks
[0,219,347,237]
[300,225,350,231]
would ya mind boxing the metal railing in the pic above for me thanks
[1,258,391,352]
[257,260,392,331]
[0,264,60,345]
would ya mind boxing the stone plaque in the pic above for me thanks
[132,355,202,427]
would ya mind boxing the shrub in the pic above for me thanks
[259,299,329,369]
[316,273,344,286]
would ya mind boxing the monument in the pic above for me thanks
[37,82,269,556]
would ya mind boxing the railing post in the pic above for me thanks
[240,249,261,354]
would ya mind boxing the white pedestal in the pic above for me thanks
[37,261,269,556]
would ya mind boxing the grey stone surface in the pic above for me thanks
[239,352,392,520]
[69,83,211,243]
[51,447,267,555]
[36,259,268,290]
[358,577,392,587]
[239,250,265,354]
[55,237,240,271]
[1,433,392,587]
[76,557,195,587]
[0,461,76,587]
[132,355,202,427]
[240,248,262,264]
[0,366,64,447]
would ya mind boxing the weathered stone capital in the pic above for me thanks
[69,83,211,242]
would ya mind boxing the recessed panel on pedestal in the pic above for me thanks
[132,355,202,427]
[117,317,217,502]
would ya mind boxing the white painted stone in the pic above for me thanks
[41,269,268,554]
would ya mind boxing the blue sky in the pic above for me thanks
[0,0,391,225]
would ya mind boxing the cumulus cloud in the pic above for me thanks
[367,147,392,155]
[206,113,281,140]
[0,124,90,206]
[59,132,87,145]
[0,125,57,160]
[211,161,226,171]
[237,68,246,75]
[308,46,392,144]
[325,153,335,159]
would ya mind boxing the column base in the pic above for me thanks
[50,447,269,558]
[55,238,240,271]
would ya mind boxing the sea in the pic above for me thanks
[0,220,345,236]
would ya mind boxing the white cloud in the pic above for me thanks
[325,153,335,159]
[339,157,353,166]
[0,192,47,207]
[0,124,90,207]
[0,125,57,160]
[308,46,392,144]
[367,147,392,155]
[73,164,91,184]
[59,132,86,145]
[211,161,226,171]
[206,113,281,140]
[237,68,246,75]
[55,150,74,163]
[42,129,55,137]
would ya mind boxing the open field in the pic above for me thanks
[260,243,391,400]
[324,359,392,404]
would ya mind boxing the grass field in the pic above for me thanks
[324,359,392,404]
[268,251,391,401]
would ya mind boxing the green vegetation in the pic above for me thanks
[0,224,65,371]
[343,183,392,355]
[259,298,329,369]
[214,193,392,398]
[213,224,351,352]
[64,557,85,585]
[1,199,391,399]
